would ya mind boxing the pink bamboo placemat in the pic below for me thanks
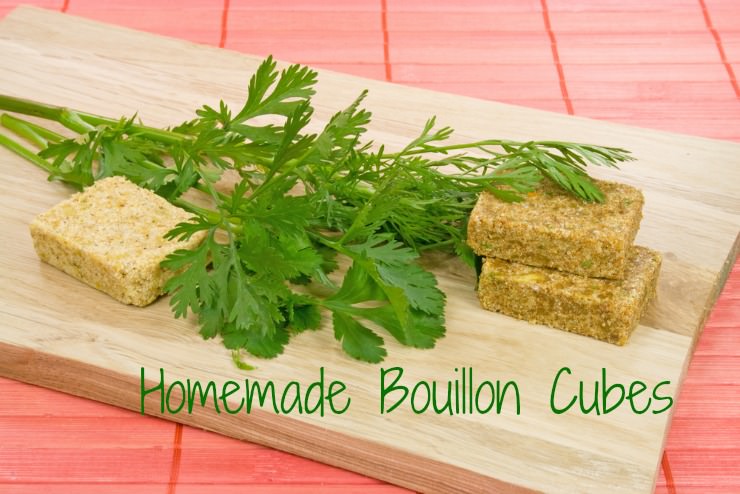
[0,0,737,492]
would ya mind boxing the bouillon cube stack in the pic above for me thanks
[467,179,661,345]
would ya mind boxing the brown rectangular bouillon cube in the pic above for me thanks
[477,246,661,345]
[467,180,644,279]
[29,176,205,306]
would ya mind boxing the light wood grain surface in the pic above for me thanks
[0,6,738,494]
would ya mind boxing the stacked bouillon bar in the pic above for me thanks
[467,179,661,345]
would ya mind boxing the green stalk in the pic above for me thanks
[59,109,95,134]
[1,115,46,148]
[0,94,64,121]
[379,138,556,158]
[307,231,351,258]
[1,113,64,147]
[0,94,186,145]
[245,144,317,204]
[172,198,219,221]
[0,105,231,216]
[0,133,54,173]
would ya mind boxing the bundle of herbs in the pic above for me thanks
[0,56,632,364]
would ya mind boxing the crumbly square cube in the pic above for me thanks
[477,246,661,345]
[29,176,205,307]
[467,179,644,279]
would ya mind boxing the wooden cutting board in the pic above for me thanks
[0,6,738,494]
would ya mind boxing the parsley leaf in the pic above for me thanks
[332,311,387,364]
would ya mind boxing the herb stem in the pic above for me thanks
[171,197,221,224]
[307,231,352,258]
[381,139,522,158]
[0,94,64,121]
[0,94,186,145]
[1,113,64,147]
[80,112,185,145]
[0,133,54,173]
[246,146,315,204]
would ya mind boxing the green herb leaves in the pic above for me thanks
[322,235,446,362]
[0,56,634,365]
